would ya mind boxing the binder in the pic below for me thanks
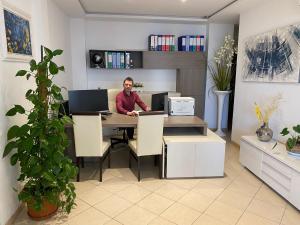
[196,35,201,51]
[148,35,155,51]
[125,52,130,69]
[112,52,117,68]
[116,52,121,68]
[154,35,158,51]
[166,35,170,51]
[171,35,175,51]
[162,35,166,51]
[200,35,205,52]
[120,52,125,68]
[158,35,162,51]
[105,51,108,68]
[189,36,193,51]
[185,36,190,51]
[107,52,113,68]
[178,36,186,51]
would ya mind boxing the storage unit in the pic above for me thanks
[163,129,225,178]
[240,136,300,210]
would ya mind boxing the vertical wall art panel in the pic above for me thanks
[243,24,300,83]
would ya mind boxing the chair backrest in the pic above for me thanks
[107,89,121,113]
[72,112,103,157]
[136,112,164,156]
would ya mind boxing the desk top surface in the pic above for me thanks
[102,113,207,128]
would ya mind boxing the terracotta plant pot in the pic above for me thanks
[27,199,58,220]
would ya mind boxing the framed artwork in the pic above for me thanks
[0,1,33,61]
[242,23,300,83]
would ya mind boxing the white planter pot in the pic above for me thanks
[213,90,231,137]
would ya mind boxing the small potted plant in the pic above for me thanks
[280,125,300,155]
[2,47,77,219]
[133,82,144,92]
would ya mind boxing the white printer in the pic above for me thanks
[168,97,195,116]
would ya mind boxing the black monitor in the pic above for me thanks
[68,89,108,114]
[151,92,168,111]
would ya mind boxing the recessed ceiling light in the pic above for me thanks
[181,0,187,3]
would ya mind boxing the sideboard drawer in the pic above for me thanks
[262,153,292,178]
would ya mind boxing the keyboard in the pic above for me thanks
[101,115,107,120]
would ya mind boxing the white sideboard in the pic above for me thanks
[163,129,225,178]
[240,136,300,210]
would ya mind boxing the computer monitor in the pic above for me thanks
[151,92,168,111]
[68,89,109,114]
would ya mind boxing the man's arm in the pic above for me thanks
[135,94,150,111]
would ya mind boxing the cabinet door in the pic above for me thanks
[166,142,196,178]
[194,142,225,177]
[239,140,263,177]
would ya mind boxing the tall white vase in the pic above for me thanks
[213,90,231,137]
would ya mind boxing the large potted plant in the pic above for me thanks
[2,47,77,219]
[209,34,237,136]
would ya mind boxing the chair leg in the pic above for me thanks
[76,157,80,182]
[81,157,84,168]
[154,155,158,166]
[99,157,103,182]
[108,148,111,168]
[158,155,162,179]
[137,156,141,182]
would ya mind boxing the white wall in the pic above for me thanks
[205,23,234,129]
[231,0,300,144]
[70,19,233,126]
[47,0,73,99]
[70,19,206,91]
[0,0,72,224]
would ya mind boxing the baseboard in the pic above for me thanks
[5,204,24,225]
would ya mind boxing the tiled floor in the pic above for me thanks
[13,141,300,225]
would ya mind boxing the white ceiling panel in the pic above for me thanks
[80,0,234,18]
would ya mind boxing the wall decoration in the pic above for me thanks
[243,24,300,83]
[0,1,33,61]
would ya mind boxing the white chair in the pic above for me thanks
[72,112,111,182]
[128,112,164,181]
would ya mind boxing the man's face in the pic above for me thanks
[123,80,133,93]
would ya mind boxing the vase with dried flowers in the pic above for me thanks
[254,94,282,141]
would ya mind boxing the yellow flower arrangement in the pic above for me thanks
[254,94,282,124]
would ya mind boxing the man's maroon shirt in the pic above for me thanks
[116,90,147,114]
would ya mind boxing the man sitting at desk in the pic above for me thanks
[116,76,150,139]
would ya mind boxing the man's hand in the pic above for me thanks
[126,111,138,116]
[146,106,151,111]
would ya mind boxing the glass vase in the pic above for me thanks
[256,122,273,142]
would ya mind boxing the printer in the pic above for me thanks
[168,97,195,116]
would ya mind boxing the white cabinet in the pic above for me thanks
[164,129,225,178]
[240,136,300,210]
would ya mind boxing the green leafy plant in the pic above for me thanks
[209,35,237,91]
[280,125,300,150]
[133,82,144,88]
[2,47,77,213]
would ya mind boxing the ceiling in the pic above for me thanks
[53,0,267,23]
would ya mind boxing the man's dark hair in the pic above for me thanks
[123,77,134,84]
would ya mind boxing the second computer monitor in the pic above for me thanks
[151,92,168,111]
[68,89,109,114]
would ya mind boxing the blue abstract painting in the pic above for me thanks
[243,24,300,83]
[4,9,32,56]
